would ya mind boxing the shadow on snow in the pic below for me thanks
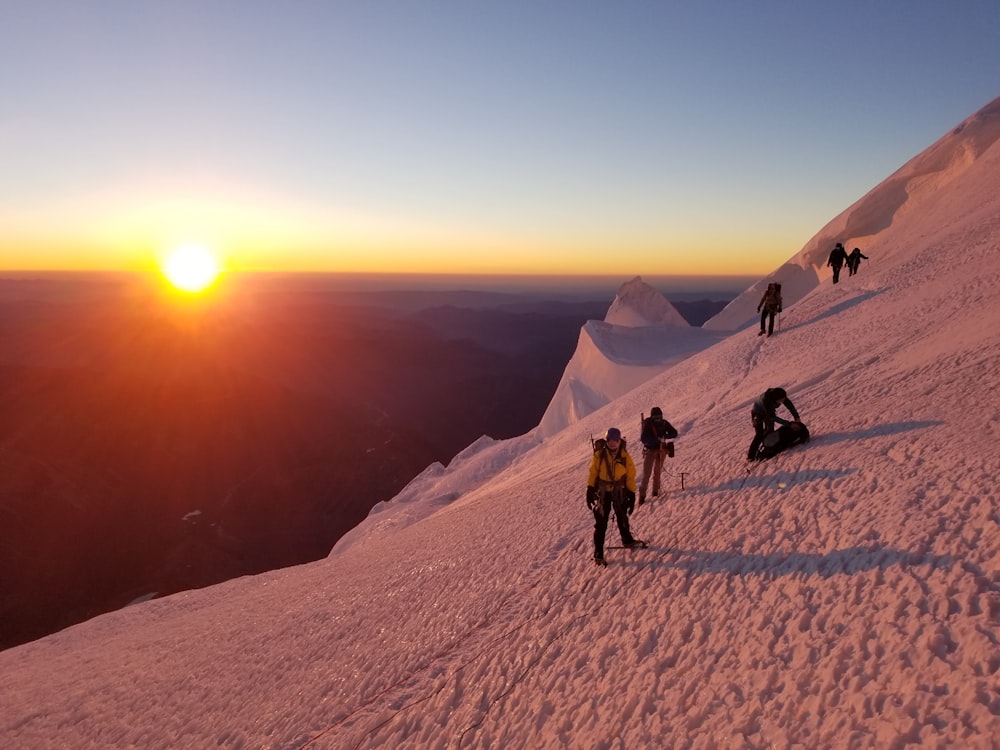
[652,544,953,579]
[782,287,890,331]
[815,420,944,446]
[690,467,856,494]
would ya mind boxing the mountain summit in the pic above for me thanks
[604,275,690,328]
[538,276,723,437]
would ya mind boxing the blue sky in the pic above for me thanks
[1,1,998,276]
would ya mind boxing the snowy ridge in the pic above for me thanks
[705,94,1000,332]
[538,276,724,438]
[3,97,1000,748]
[537,320,725,439]
[604,275,690,328]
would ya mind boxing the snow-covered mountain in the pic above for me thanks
[3,96,1000,749]
[538,276,726,437]
[705,95,1000,332]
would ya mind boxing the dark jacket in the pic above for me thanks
[828,245,848,268]
[640,416,678,450]
[757,284,782,313]
[751,390,800,432]
[748,389,802,460]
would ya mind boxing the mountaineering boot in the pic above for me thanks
[758,329,766,336]
[593,554,607,567]
[638,494,646,506]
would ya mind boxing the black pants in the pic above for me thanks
[593,491,634,557]
[760,309,776,335]
[831,264,843,283]
[747,412,771,461]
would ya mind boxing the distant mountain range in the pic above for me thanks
[0,278,728,650]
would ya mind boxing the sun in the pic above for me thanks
[161,245,222,293]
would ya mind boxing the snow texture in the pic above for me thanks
[2,96,1000,749]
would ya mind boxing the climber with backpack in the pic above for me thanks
[756,282,782,337]
[586,427,640,566]
[638,407,678,505]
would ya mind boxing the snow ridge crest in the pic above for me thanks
[604,276,689,328]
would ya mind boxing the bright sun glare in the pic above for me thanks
[162,245,221,293]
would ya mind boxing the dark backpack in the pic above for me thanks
[756,421,809,460]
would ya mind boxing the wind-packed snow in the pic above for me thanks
[3,97,1000,749]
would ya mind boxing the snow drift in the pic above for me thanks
[2,96,1000,749]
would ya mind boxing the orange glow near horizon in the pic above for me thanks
[0,187,803,278]
[0,175,808,277]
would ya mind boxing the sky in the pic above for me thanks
[1,1,999,279]
[3,109,1000,747]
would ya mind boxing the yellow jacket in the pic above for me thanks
[588,443,637,493]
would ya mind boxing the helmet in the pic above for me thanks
[650,407,662,418]
[605,427,622,442]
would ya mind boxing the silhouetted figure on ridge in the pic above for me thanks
[847,247,868,276]
[827,242,848,284]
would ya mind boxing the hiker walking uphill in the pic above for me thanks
[847,247,868,276]
[638,407,678,505]
[747,387,802,462]
[586,428,640,566]
[827,242,849,284]
[756,282,782,337]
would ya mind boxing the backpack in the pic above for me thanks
[762,283,782,312]
[756,421,809,460]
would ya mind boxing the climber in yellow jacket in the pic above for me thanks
[586,427,640,566]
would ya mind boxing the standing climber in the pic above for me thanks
[638,407,678,504]
[586,428,640,566]
[756,282,782,337]
[827,243,848,284]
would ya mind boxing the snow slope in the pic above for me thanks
[538,276,726,437]
[706,94,1000,332]
[3,98,1000,749]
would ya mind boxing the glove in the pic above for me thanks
[756,306,761,312]
[586,486,598,510]
[778,306,782,313]
[624,490,636,515]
